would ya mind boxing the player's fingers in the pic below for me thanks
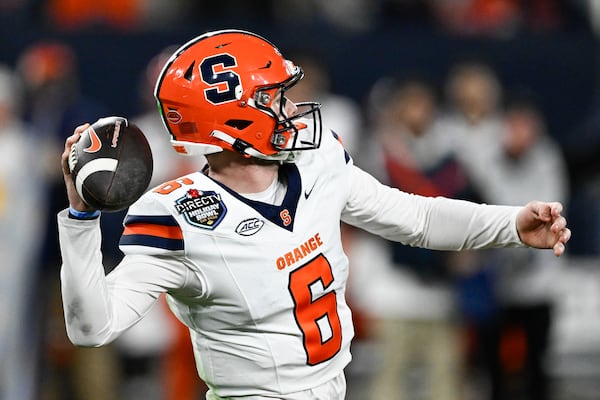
[64,124,89,150]
[536,201,564,223]
[553,241,565,257]
[67,123,90,147]
[62,123,90,174]
[74,123,90,134]
[529,201,551,221]
[552,227,571,257]
[61,143,71,173]
[560,227,571,244]
[550,202,563,217]
[61,151,71,175]
[61,139,74,172]
[551,215,567,233]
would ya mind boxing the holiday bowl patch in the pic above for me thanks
[174,189,227,230]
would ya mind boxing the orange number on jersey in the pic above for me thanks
[153,177,194,195]
[288,254,342,366]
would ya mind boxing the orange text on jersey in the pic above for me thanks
[276,232,323,270]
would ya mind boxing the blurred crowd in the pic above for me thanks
[0,0,596,36]
[1,1,600,400]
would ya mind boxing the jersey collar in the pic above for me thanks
[209,163,301,231]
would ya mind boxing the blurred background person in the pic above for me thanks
[473,94,569,400]
[349,75,480,400]
[0,63,46,400]
[439,59,505,183]
[428,0,586,37]
[436,59,507,399]
[41,0,191,32]
[16,40,118,400]
[286,50,364,158]
[271,0,378,33]
[16,40,110,269]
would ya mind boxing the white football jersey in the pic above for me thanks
[59,126,523,398]
[120,129,354,395]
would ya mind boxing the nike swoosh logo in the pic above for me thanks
[83,127,102,153]
[304,180,317,199]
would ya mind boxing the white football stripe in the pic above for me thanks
[75,158,119,197]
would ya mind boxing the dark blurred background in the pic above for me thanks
[1,1,600,400]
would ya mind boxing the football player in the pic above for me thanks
[58,30,570,400]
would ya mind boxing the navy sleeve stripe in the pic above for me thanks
[119,234,184,251]
[124,214,179,227]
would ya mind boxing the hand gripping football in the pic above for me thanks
[68,116,153,212]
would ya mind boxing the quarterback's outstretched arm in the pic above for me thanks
[342,165,570,255]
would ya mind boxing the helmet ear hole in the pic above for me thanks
[225,119,253,130]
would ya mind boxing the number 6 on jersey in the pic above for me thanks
[288,254,342,365]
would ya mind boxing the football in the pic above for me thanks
[68,116,153,212]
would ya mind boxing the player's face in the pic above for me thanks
[271,91,298,119]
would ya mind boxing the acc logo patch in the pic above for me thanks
[174,189,226,230]
[235,218,264,236]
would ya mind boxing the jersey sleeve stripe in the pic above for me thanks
[119,234,184,251]
[330,130,351,164]
[120,214,184,251]
[123,223,183,240]
[123,214,180,227]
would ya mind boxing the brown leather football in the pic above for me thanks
[68,116,153,212]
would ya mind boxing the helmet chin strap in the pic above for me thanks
[210,130,295,162]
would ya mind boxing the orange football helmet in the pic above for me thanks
[154,29,322,161]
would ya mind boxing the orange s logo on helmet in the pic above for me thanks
[83,126,102,153]
[154,29,322,160]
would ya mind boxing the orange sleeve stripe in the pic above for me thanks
[123,223,183,240]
